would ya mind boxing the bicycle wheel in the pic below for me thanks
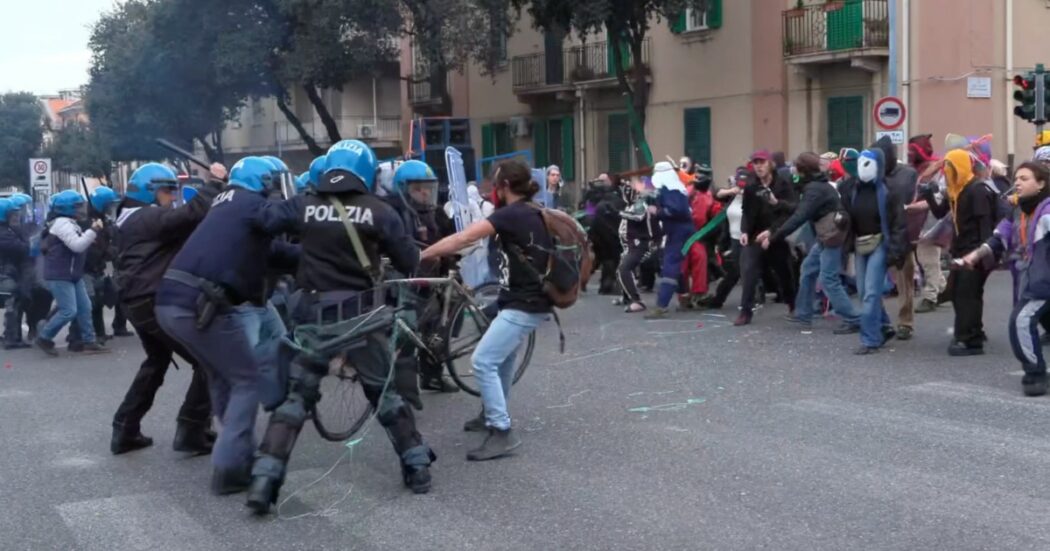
[444,283,536,396]
[311,360,374,442]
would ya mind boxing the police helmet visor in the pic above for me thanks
[407,180,438,209]
[279,172,297,199]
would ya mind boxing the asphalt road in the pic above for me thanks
[0,271,1044,550]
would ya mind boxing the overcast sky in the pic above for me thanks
[0,0,116,95]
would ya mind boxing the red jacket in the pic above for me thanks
[688,190,716,230]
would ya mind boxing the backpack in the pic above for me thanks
[528,205,593,309]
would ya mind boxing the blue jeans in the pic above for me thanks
[472,309,546,430]
[41,279,95,343]
[795,243,859,325]
[156,304,259,471]
[855,244,891,348]
[238,302,287,410]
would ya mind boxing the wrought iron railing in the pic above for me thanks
[512,38,651,90]
[274,116,401,148]
[408,72,446,104]
[783,0,889,57]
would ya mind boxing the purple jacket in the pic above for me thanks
[988,197,1050,301]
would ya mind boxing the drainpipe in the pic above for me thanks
[372,77,378,128]
[887,0,899,160]
[1006,0,1015,170]
[577,88,586,203]
[901,0,910,164]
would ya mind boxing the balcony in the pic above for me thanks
[783,0,889,68]
[408,72,449,114]
[512,39,651,95]
[273,115,401,149]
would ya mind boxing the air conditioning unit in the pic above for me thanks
[358,124,377,139]
[510,116,530,137]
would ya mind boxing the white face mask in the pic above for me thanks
[857,154,879,183]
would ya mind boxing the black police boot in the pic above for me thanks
[401,448,437,494]
[112,328,134,338]
[211,466,251,496]
[420,374,460,393]
[111,428,153,455]
[173,424,214,455]
[245,476,279,514]
[466,428,521,461]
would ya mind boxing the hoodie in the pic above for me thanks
[926,149,999,257]
[841,148,908,264]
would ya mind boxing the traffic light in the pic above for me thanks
[1014,73,1037,122]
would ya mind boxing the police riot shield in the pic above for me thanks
[446,147,492,287]
[279,171,297,200]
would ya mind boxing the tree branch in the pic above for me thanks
[303,84,342,144]
[274,90,325,156]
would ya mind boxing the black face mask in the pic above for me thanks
[694,177,712,193]
[1020,187,1050,214]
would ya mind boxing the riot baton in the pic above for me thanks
[155,138,211,171]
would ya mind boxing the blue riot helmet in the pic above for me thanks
[294,172,310,192]
[393,160,439,211]
[50,190,86,217]
[8,193,31,208]
[127,163,178,205]
[308,155,326,188]
[90,186,121,217]
[229,156,276,193]
[262,156,288,174]
[322,140,377,193]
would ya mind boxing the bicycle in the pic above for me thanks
[306,268,536,442]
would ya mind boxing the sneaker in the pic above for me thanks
[854,345,879,355]
[783,314,812,328]
[78,342,109,354]
[420,375,460,393]
[35,337,58,357]
[915,299,937,314]
[1022,373,1049,397]
[463,411,486,432]
[644,307,670,320]
[882,326,897,343]
[947,341,984,357]
[833,323,860,335]
[733,312,752,326]
[896,326,913,341]
[111,429,153,455]
[466,428,521,461]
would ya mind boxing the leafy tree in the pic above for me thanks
[0,92,44,191]
[45,123,112,179]
[514,0,710,165]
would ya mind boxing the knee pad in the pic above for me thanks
[250,454,286,481]
[271,396,308,427]
[400,445,434,468]
[376,394,408,425]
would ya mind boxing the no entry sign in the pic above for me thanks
[873,96,906,130]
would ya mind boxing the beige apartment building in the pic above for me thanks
[402,0,1050,188]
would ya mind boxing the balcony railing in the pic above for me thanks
[512,38,651,91]
[274,115,401,148]
[783,0,889,58]
[408,72,447,105]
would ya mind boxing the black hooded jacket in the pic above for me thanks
[770,173,842,243]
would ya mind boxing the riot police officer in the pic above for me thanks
[110,163,224,455]
[0,198,29,349]
[246,140,434,514]
[154,157,300,495]
[389,160,458,392]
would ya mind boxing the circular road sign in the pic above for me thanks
[873,96,906,130]
[33,160,48,175]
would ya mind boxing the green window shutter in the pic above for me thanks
[827,0,863,50]
[827,96,864,153]
[481,123,494,158]
[561,115,575,180]
[707,0,722,29]
[670,11,686,34]
[534,118,549,167]
[605,29,630,74]
[607,113,630,174]
[683,107,712,167]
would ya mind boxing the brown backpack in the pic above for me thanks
[536,207,593,309]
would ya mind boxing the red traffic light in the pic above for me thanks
[1015,74,1032,89]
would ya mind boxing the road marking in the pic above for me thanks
[778,398,1050,461]
[903,381,1050,411]
[56,493,217,551]
[0,389,31,398]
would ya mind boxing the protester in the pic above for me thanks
[644,162,694,319]
[698,168,747,310]
[873,136,919,341]
[422,159,550,461]
[842,148,908,354]
[923,149,1000,356]
[908,134,946,314]
[758,152,859,332]
[960,162,1050,395]
[35,190,106,356]
[543,165,563,209]
[680,165,716,309]
[735,150,797,326]
[617,177,658,312]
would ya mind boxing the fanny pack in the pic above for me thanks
[855,234,883,256]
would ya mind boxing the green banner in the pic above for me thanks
[680,211,727,255]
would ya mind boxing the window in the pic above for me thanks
[683,107,712,167]
[533,116,575,180]
[607,113,634,174]
[671,0,722,33]
[480,122,514,174]
[494,32,508,66]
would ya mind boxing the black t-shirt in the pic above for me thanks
[850,184,882,236]
[488,201,552,313]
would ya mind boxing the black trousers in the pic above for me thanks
[111,296,211,433]
[617,240,649,303]
[740,240,796,313]
[24,286,51,338]
[712,242,742,307]
[3,293,23,344]
[950,268,989,347]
